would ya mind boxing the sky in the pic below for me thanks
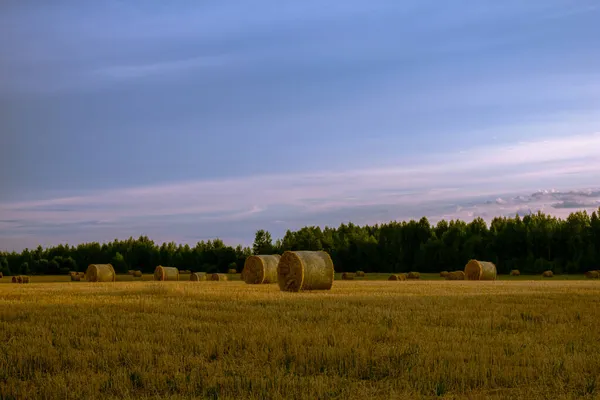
[1,0,600,251]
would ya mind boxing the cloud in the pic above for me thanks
[91,55,228,80]
[1,132,600,251]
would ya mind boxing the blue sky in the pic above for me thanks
[2,1,600,251]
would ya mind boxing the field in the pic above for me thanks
[1,277,600,399]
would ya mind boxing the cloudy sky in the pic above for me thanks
[1,1,600,251]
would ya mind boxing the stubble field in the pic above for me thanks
[1,278,600,399]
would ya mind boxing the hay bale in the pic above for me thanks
[85,264,116,282]
[154,266,179,281]
[190,272,207,281]
[133,270,143,278]
[510,269,520,276]
[78,272,85,278]
[464,260,497,281]
[20,276,30,283]
[407,271,420,280]
[341,272,356,280]
[69,271,77,276]
[277,250,334,292]
[440,271,449,278]
[388,274,407,281]
[227,268,237,274]
[542,270,554,278]
[445,271,465,280]
[11,276,17,283]
[355,271,365,277]
[243,254,281,284]
[584,270,600,279]
[70,274,81,281]
[210,273,228,281]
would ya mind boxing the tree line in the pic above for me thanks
[1,208,599,276]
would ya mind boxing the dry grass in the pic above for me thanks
[1,281,600,399]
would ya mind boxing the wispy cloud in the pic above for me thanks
[92,55,229,80]
[1,132,600,250]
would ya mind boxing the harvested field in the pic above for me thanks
[1,280,599,399]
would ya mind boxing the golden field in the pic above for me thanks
[1,279,600,399]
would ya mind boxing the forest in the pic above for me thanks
[1,209,599,276]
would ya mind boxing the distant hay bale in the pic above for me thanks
[464,260,497,281]
[86,264,116,282]
[190,272,207,281]
[445,271,465,280]
[154,266,179,281]
[78,272,85,278]
[388,274,407,281]
[20,276,30,283]
[584,270,600,279]
[70,274,81,281]
[407,272,420,280]
[227,268,237,274]
[243,254,281,284]
[210,273,228,281]
[356,271,365,277]
[277,250,335,292]
[341,272,356,280]
[542,270,554,278]
[510,270,520,276]
[440,271,449,278]
[12,276,17,283]
[133,270,143,278]
[69,271,77,276]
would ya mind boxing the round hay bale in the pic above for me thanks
[440,271,449,278]
[153,266,179,281]
[78,272,85,278]
[11,276,17,283]
[243,254,281,284]
[584,270,600,279]
[190,272,207,281]
[86,264,116,282]
[510,269,520,276]
[210,273,228,281]
[355,271,365,277]
[227,268,237,274]
[542,270,554,278]
[69,271,77,276]
[20,276,30,283]
[341,272,356,280]
[277,250,334,292]
[464,260,497,281]
[407,271,420,280]
[133,270,143,278]
[388,274,407,281]
[70,274,81,281]
[445,271,465,280]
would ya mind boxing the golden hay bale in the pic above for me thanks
[510,269,520,276]
[542,270,554,278]
[277,250,334,292]
[227,268,237,274]
[584,270,600,279]
[69,271,77,276]
[388,274,407,281]
[20,276,30,283]
[445,271,465,280]
[133,270,143,278]
[341,272,356,280]
[243,254,281,284]
[464,260,497,281]
[11,276,17,283]
[210,273,228,281]
[190,272,207,281]
[70,274,81,281]
[355,271,365,277]
[407,271,420,279]
[85,264,116,282]
[440,271,449,278]
[153,265,179,281]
